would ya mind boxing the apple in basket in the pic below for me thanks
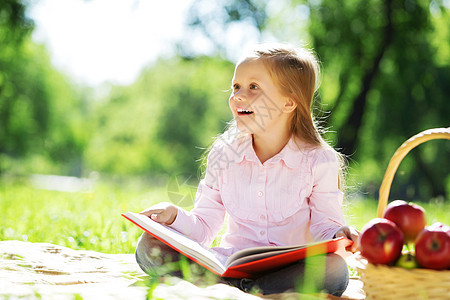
[395,252,419,269]
[415,222,450,270]
[383,200,426,242]
[359,218,404,265]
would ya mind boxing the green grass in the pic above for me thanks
[1,178,449,255]
[0,178,170,254]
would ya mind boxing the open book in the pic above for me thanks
[122,212,352,279]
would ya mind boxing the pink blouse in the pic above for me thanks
[170,134,345,255]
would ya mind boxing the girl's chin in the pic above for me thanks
[236,123,263,135]
[235,121,252,133]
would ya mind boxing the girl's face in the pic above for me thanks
[229,59,293,137]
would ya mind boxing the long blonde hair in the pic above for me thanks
[250,45,322,145]
[204,44,346,190]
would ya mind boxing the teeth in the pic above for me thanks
[237,108,253,114]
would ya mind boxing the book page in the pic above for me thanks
[225,238,349,269]
[221,237,351,278]
[225,245,306,268]
[123,212,226,275]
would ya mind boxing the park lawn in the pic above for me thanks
[0,179,449,254]
[0,179,163,254]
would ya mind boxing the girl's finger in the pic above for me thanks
[350,233,360,252]
[150,213,160,221]
[150,212,171,224]
[139,209,164,216]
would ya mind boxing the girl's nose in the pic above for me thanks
[233,90,247,102]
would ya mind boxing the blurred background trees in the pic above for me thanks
[0,0,90,176]
[0,0,448,201]
[84,56,233,176]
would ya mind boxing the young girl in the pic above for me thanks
[135,44,360,296]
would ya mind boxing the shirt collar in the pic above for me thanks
[226,134,309,169]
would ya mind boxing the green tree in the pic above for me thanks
[0,0,91,176]
[307,0,450,198]
[85,56,234,176]
[0,0,36,158]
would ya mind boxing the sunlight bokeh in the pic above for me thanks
[28,0,195,86]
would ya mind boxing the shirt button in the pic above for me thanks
[260,230,266,236]
[258,191,263,197]
[260,215,266,220]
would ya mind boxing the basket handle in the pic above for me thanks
[377,127,450,217]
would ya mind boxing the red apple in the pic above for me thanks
[383,200,426,242]
[415,223,450,270]
[359,218,404,265]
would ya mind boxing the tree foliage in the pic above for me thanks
[0,0,35,157]
[85,57,234,176]
[307,0,450,198]
[0,0,89,176]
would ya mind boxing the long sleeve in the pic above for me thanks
[169,147,226,246]
[309,149,345,241]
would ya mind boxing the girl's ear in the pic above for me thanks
[282,98,297,113]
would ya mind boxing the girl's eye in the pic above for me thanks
[249,83,258,90]
[232,84,240,91]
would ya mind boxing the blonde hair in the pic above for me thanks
[245,44,323,146]
[205,43,346,190]
[246,44,346,190]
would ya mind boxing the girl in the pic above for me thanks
[135,44,360,296]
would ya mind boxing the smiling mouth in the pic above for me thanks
[237,108,254,115]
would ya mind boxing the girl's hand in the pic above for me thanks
[139,202,178,225]
[334,226,360,253]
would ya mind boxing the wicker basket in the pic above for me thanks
[355,127,450,300]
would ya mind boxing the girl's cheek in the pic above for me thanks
[228,97,235,111]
